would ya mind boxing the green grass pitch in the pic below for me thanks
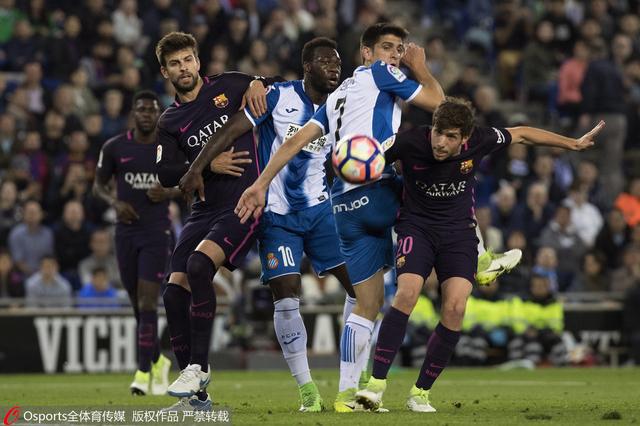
[1,367,639,425]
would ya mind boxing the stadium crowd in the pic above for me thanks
[0,0,638,365]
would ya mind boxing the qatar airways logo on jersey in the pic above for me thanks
[124,172,160,190]
[417,180,467,197]
[186,115,229,147]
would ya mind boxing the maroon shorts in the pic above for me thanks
[115,227,172,288]
[394,216,478,284]
[170,208,259,273]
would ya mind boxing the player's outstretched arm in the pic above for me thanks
[234,121,323,223]
[402,43,445,112]
[179,112,254,200]
[508,120,605,150]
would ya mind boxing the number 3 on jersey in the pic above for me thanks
[278,245,295,267]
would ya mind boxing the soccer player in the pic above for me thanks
[154,32,277,410]
[179,37,354,412]
[357,97,604,412]
[93,91,177,395]
[235,23,447,412]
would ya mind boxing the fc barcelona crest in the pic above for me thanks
[213,93,229,108]
[460,159,473,174]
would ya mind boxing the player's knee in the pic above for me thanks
[394,286,420,312]
[186,251,216,282]
[268,277,301,301]
[442,299,467,324]
[137,294,157,311]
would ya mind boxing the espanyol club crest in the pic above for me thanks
[266,253,279,270]
[460,159,473,174]
[213,93,229,108]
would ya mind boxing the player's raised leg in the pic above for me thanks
[475,219,522,285]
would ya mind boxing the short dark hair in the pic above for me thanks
[301,37,338,64]
[155,31,198,67]
[432,97,476,138]
[132,90,160,107]
[360,23,409,48]
[92,266,107,276]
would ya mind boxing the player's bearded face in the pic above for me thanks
[431,127,467,160]
[163,49,201,93]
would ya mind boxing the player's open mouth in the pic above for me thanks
[327,75,339,84]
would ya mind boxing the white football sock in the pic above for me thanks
[274,298,311,386]
[339,313,374,392]
[342,295,356,326]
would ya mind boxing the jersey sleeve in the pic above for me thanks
[244,84,281,126]
[370,61,421,102]
[476,126,512,155]
[308,104,329,135]
[156,123,188,187]
[95,138,116,184]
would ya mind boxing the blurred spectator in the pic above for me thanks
[524,151,566,205]
[77,267,119,308]
[473,85,507,127]
[610,246,640,293]
[79,0,109,46]
[490,183,519,242]
[493,0,533,98]
[532,246,559,293]
[508,273,566,366]
[0,112,16,172]
[8,199,53,275]
[585,0,615,42]
[557,39,589,127]
[573,159,607,211]
[541,0,577,59]
[425,35,460,92]
[78,229,121,290]
[25,255,72,308]
[476,205,503,252]
[20,61,46,116]
[496,144,530,193]
[448,63,480,101]
[4,18,42,72]
[51,84,83,132]
[42,110,66,156]
[521,20,557,106]
[539,205,587,290]
[220,9,252,67]
[20,130,48,191]
[54,200,92,290]
[0,179,20,245]
[112,0,143,49]
[83,113,104,159]
[580,38,627,204]
[0,248,24,300]
[5,86,35,132]
[142,0,187,42]
[571,250,608,292]
[563,183,603,247]
[69,67,101,119]
[101,89,126,140]
[619,13,640,52]
[0,0,23,44]
[513,182,555,247]
[238,39,269,76]
[614,177,640,227]
[498,230,532,295]
[46,15,83,81]
[594,208,630,270]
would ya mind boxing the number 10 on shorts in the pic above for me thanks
[278,246,296,267]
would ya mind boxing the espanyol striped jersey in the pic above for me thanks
[310,60,421,197]
[245,80,331,215]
